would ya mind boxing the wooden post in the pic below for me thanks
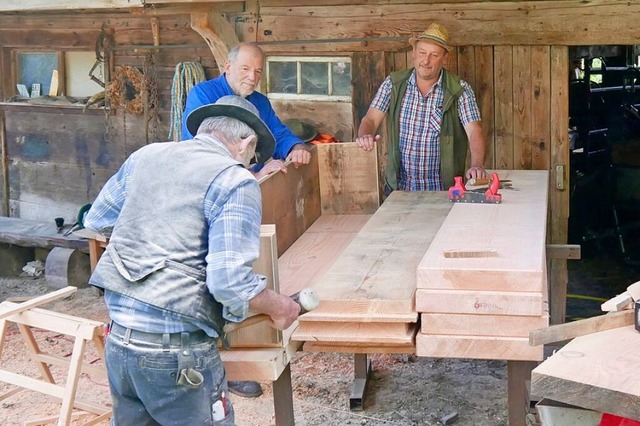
[0,110,8,216]
[190,11,239,72]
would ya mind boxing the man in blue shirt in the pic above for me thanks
[182,42,311,178]
[85,96,301,424]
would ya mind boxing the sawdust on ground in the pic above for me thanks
[0,276,513,426]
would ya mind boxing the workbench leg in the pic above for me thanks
[349,353,370,411]
[507,361,537,426]
[272,363,294,426]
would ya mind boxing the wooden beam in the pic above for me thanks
[601,292,634,312]
[190,11,239,71]
[0,287,76,320]
[545,244,580,260]
[0,110,8,216]
[0,0,142,12]
[529,310,634,346]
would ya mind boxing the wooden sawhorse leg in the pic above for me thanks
[507,360,537,426]
[349,353,371,411]
[272,363,294,426]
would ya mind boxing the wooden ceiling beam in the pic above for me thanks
[190,11,239,70]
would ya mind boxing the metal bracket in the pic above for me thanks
[555,164,566,190]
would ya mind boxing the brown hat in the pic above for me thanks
[408,23,452,52]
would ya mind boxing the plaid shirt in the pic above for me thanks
[86,138,266,337]
[371,69,481,191]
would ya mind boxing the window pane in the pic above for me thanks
[332,62,351,96]
[301,62,328,95]
[66,51,104,97]
[17,52,58,97]
[269,62,297,94]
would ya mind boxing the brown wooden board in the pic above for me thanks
[422,313,548,338]
[302,192,451,330]
[416,289,544,317]
[293,321,415,345]
[260,149,321,257]
[224,225,282,348]
[417,170,549,293]
[316,143,379,215]
[0,217,89,252]
[531,326,640,419]
[416,334,543,361]
[278,214,370,297]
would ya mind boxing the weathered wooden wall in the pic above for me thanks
[0,12,218,221]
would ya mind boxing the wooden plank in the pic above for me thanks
[293,321,415,345]
[225,225,281,348]
[260,149,321,256]
[416,289,544,316]
[529,310,634,346]
[493,46,514,169]
[512,45,532,169]
[303,341,415,355]
[531,326,640,420]
[531,45,551,171]
[422,313,548,338]
[316,143,379,215]
[0,287,76,320]
[278,214,370,296]
[311,191,452,321]
[0,0,142,11]
[0,217,90,252]
[600,292,634,312]
[219,340,301,381]
[245,2,640,46]
[546,244,580,260]
[475,46,494,169]
[627,281,640,301]
[416,334,543,361]
[417,170,549,293]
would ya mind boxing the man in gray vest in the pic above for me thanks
[84,95,301,425]
[355,23,487,193]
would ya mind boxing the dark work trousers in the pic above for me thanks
[106,322,235,425]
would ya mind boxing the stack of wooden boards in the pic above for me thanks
[291,170,550,360]
[416,170,549,361]
[291,191,453,352]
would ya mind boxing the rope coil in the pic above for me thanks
[168,62,206,141]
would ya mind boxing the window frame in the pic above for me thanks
[265,55,351,102]
[12,49,66,97]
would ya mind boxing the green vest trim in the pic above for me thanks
[385,68,469,190]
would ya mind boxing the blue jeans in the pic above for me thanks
[105,323,235,425]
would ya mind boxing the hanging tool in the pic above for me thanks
[222,288,320,334]
[448,173,502,204]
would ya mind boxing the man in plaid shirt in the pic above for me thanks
[356,23,487,193]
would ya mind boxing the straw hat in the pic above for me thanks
[186,95,275,164]
[408,23,452,52]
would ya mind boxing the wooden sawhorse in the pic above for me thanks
[0,301,111,426]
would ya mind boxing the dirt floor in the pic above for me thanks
[0,276,513,426]
[2,238,638,426]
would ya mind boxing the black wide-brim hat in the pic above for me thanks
[186,95,275,164]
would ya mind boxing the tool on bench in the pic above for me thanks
[449,172,502,204]
[63,203,92,236]
[222,288,320,335]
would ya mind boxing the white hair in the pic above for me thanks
[197,116,257,143]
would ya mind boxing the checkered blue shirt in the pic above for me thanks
[85,136,266,337]
[371,69,481,191]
